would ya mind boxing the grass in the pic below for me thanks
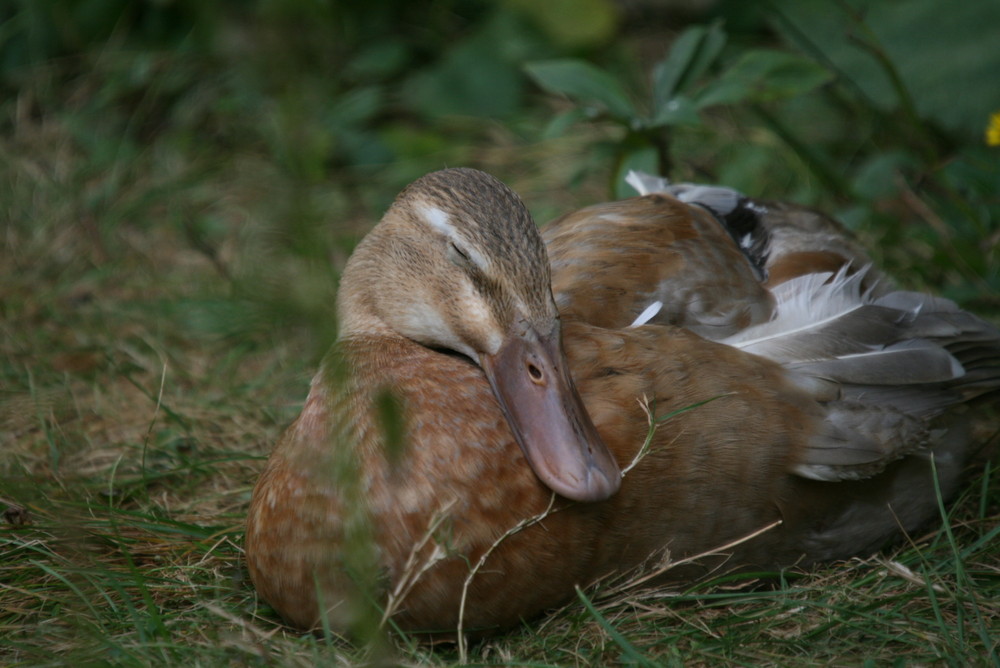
[2,20,999,667]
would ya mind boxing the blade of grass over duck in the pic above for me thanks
[457,493,559,662]
[623,395,727,476]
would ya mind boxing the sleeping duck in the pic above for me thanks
[245,168,999,637]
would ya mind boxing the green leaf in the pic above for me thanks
[541,107,590,139]
[506,0,618,48]
[696,49,833,108]
[405,13,531,119]
[652,20,727,107]
[648,95,701,127]
[375,387,408,465]
[652,25,706,105]
[614,145,659,199]
[769,0,1000,140]
[346,43,410,81]
[851,150,917,201]
[329,86,383,126]
[406,45,523,118]
[525,59,637,121]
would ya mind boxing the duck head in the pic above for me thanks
[338,168,621,502]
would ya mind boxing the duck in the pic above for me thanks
[245,167,1000,638]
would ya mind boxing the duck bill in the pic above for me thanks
[479,322,621,502]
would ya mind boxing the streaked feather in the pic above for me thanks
[626,171,742,216]
[626,171,769,280]
[794,402,931,481]
[788,339,965,385]
[723,267,878,360]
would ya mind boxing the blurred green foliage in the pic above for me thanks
[526,0,1000,309]
[1,0,997,335]
[1,3,998,663]
[527,20,833,196]
[0,0,610,191]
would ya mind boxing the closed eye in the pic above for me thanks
[448,241,474,269]
[446,238,494,296]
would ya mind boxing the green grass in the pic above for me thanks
[2,6,999,665]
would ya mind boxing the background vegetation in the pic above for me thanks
[1,0,997,665]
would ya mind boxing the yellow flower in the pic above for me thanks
[988,112,1000,146]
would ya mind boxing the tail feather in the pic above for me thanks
[788,339,965,386]
[626,171,1000,482]
[722,265,1000,481]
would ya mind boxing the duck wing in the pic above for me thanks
[724,266,1000,480]
[552,175,1000,483]
[555,182,999,566]
[543,193,774,339]
[626,171,887,291]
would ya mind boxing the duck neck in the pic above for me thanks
[336,229,400,342]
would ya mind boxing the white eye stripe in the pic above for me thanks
[421,205,453,235]
[418,203,490,272]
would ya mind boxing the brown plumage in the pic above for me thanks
[245,168,1000,636]
[544,194,775,337]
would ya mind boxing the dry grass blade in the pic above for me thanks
[594,519,784,603]
[622,394,728,477]
[456,493,560,662]
[380,499,458,626]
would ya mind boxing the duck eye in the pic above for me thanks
[527,363,543,382]
[447,241,473,269]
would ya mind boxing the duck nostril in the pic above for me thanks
[527,363,543,382]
